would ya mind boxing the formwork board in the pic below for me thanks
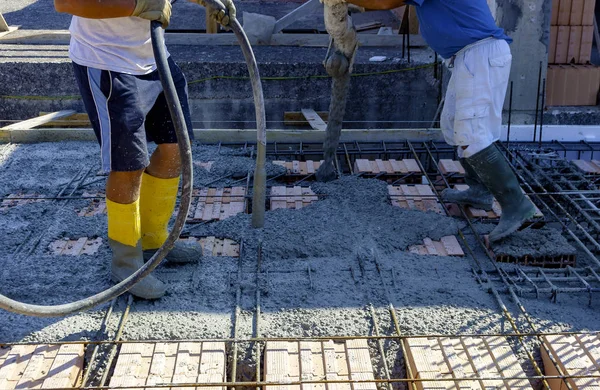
[541,334,600,390]
[109,342,226,390]
[446,185,543,220]
[180,237,240,257]
[270,186,318,210]
[188,187,247,222]
[388,185,445,214]
[404,336,532,390]
[408,236,465,257]
[354,159,422,176]
[273,160,323,176]
[0,344,84,389]
[264,339,377,390]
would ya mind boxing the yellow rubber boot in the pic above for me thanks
[107,198,166,299]
[140,173,201,264]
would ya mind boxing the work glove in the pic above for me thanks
[132,0,172,29]
[190,0,237,28]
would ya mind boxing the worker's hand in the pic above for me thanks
[132,0,172,29]
[190,0,237,28]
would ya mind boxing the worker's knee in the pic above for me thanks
[106,169,145,204]
[147,143,182,179]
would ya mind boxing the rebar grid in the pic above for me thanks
[3,141,600,390]
[413,141,555,390]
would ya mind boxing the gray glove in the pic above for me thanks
[190,0,236,27]
[132,0,172,28]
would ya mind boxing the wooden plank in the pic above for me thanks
[301,109,328,131]
[284,112,330,126]
[1,110,76,131]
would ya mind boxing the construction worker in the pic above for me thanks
[347,0,536,242]
[53,0,236,299]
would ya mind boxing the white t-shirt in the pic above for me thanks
[69,16,168,75]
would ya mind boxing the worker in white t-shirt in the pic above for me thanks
[54,0,236,300]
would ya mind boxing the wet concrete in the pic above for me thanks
[0,142,598,383]
[490,227,577,258]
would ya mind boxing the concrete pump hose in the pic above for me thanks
[0,11,267,317]
[0,22,193,317]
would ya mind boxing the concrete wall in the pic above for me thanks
[495,0,552,112]
[0,46,441,129]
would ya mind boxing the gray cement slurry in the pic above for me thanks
[490,226,578,258]
[0,143,597,369]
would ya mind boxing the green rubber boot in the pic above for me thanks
[441,158,494,210]
[143,240,202,264]
[466,144,536,242]
[110,239,166,300]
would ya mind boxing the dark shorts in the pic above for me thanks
[72,57,194,172]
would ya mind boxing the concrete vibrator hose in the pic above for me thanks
[0,6,267,317]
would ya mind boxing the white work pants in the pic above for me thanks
[441,38,512,158]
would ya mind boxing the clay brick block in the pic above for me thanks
[542,334,600,390]
[558,0,573,25]
[549,26,558,64]
[567,26,582,64]
[551,0,560,25]
[265,340,376,390]
[570,0,585,25]
[111,342,225,390]
[405,337,533,390]
[555,26,570,64]
[579,26,594,63]
[582,0,595,25]
[0,344,84,390]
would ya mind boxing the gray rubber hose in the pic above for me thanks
[0,8,267,317]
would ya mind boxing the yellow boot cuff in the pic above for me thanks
[140,172,180,251]
[106,198,141,248]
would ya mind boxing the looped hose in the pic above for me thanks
[0,14,267,316]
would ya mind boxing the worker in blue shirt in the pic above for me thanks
[348,0,536,242]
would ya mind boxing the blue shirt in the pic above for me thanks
[406,0,512,59]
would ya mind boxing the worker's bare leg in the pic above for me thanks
[147,143,181,179]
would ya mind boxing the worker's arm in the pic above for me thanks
[54,0,171,27]
[346,0,406,10]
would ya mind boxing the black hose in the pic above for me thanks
[0,22,193,317]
